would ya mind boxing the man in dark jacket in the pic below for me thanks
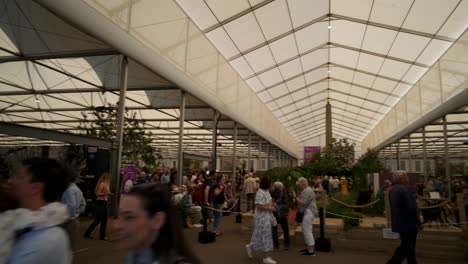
[271,181,290,250]
[387,171,422,264]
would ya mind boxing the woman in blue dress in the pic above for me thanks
[245,177,277,264]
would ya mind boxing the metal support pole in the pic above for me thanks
[267,143,271,170]
[396,142,401,170]
[232,122,238,185]
[408,136,412,173]
[279,151,283,167]
[211,111,220,171]
[247,131,251,172]
[177,91,186,185]
[422,127,428,182]
[443,116,451,197]
[258,139,262,171]
[111,56,128,216]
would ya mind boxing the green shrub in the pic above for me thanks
[342,210,362,230]
[360,191,385,216]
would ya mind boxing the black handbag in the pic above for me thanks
[295,198,312,223]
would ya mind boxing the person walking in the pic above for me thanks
[84,173,112,240]
[243,174,256,212]
[387,171,422,264]
[61,173,86,250]
[213,175,225,236]
[296,177,318,256]
[113,183,200,264]
[245,177,277,264]
[7,158,70,264]
[271,181,290,251]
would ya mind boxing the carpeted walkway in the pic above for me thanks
[73,215,462,264]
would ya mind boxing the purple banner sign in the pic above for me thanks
[121,163,138,194]
[304,146,321,165]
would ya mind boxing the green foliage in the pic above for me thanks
[351,149,384,190]
[78,103,160,166]
[307,138,355,176]
[360,191,385,216]
[342,210,361,231]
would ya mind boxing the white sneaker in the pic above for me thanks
[245,243,253,258]
[262,257,277,264]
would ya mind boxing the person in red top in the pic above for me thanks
[84,173,112,240]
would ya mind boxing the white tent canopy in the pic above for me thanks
[1,0,468,159]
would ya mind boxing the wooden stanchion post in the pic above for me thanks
[385,192,391,228]
[457,192,467,231]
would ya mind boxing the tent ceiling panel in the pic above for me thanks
[0,0,110,56]
[2,0,466,156]
[402,0,460,35]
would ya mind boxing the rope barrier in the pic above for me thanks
[418,199,451,209]
[204,198,242,213]
[330,197,381,208]
[326,211,362,220]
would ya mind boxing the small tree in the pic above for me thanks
[78,104,160,168]
[352,149,384,190]
[308,138,356,176]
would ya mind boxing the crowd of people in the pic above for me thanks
[1,157,467,264]
[0,158,203,264]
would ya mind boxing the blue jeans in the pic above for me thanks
[272,216,290,249]
[213,203,223,230]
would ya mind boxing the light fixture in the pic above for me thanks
[328,25,331,29]
[34,99,40,103]
[327,70,331,73]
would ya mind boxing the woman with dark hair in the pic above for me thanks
[113,183,200,264]
[212,175,225,236]
[245,177,277,264]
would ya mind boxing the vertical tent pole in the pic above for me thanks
[211,111,220,171]
[258,139,262,171]
[408,135,412,173]
[396,141,401,170]
[111,55,128,216]
[247,131,251,171]
[232,122,237,186]
[177,91,186,185]
[422,127,428,182]
[443,116,451,197]
[267,143,271,170]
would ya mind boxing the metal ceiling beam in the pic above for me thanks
[297,132,325,143]
[0,121,112,148]
[244,44,329,80]
[1,105,210,113]
[0,85,178,96]
[373,90,468,151]
[227,14,329,61]
[328,89,392,111]
[203,0,275,33]
[5,117,231,124]
[330,42,430,68]
[264,78,328,104]
[330,78,399,99]
[0,48,120,63]
[272,87,327,114]
[258,63,328,93]
[329,62,414,86]
[330,13,455,43]
[293,123,326,139]
[54,127,249,131]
